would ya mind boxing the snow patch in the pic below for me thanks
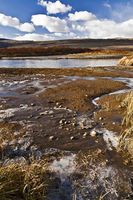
[50,154,76,181]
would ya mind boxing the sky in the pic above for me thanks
[0,0,133,41]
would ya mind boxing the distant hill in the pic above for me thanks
[0,38,133,49]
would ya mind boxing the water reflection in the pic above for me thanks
[0,58,118,68]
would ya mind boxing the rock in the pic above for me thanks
[83,132,88,138]
[99,117,103,121]
[40,111,48,115]
[72,122,77,127]
[90,130,97,137]
[79,119,94,129]
[49,110,54,114]
[31,103,36,106]
[59,119,65,125]
[70,136,76,140]
[64,121,68,125]
[14,131,20,136]
[35,116,40,119]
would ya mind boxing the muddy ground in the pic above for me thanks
[0,66,133,199]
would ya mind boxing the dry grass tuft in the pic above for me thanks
[73,149,132,200]
[0,161,52,200]
[119,92,133,160]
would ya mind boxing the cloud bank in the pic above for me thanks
[0,13,35,32]
[31,14,69,32]
[1,0,133,41]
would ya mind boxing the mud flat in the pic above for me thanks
[0,66,133,199]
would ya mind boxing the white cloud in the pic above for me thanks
[3,2,133,41]
[109,2,133,22]
[0,13,35,32]
[15,32,77,41]
[18,23,35,32]
[15,33,54,41]
[71,17,133,39]
[103,2,112,9]
[69,11,96,21]
[0,34,4,38]
[15,15,133,40]
[31,14,69,32]
[38,0,72,14]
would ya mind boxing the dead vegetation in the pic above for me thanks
[0,46,92,57]
[119,92,133,161]
[0,67,133,79]
[43,79,127,112]
[0,160,54,200]
[73,149,133,200]
[118,55,133,66]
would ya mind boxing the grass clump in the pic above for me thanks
[0,161,52,200]
[119,92,133,160]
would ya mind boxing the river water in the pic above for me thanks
[0,58,118,68]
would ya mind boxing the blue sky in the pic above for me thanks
[0,0,133,40]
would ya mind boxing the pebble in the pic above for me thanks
[49,136,55,141]
[72,122,77,127]
[35,116,40,119]
[90,130,97,137]
[59,119,65,124]
[83,132,88,138]
[99,117,103,121]
[70,136,75,140]
[31,103,36,106]
[40,111,48,115]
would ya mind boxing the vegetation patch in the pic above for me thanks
[119,92,133,162]
[0,161,54,200]
[42,79,127,112]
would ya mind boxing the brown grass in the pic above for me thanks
[119,92,133,162]
[118,55,133,66]
[42,79,127,112]
[0,161,53,200]
[0,46,92,57]
[0,67,133,79]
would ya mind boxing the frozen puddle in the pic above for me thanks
[97,128,119,150]
[48,154,76,200]
[50,154,76,181]
[0,104,29,120]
